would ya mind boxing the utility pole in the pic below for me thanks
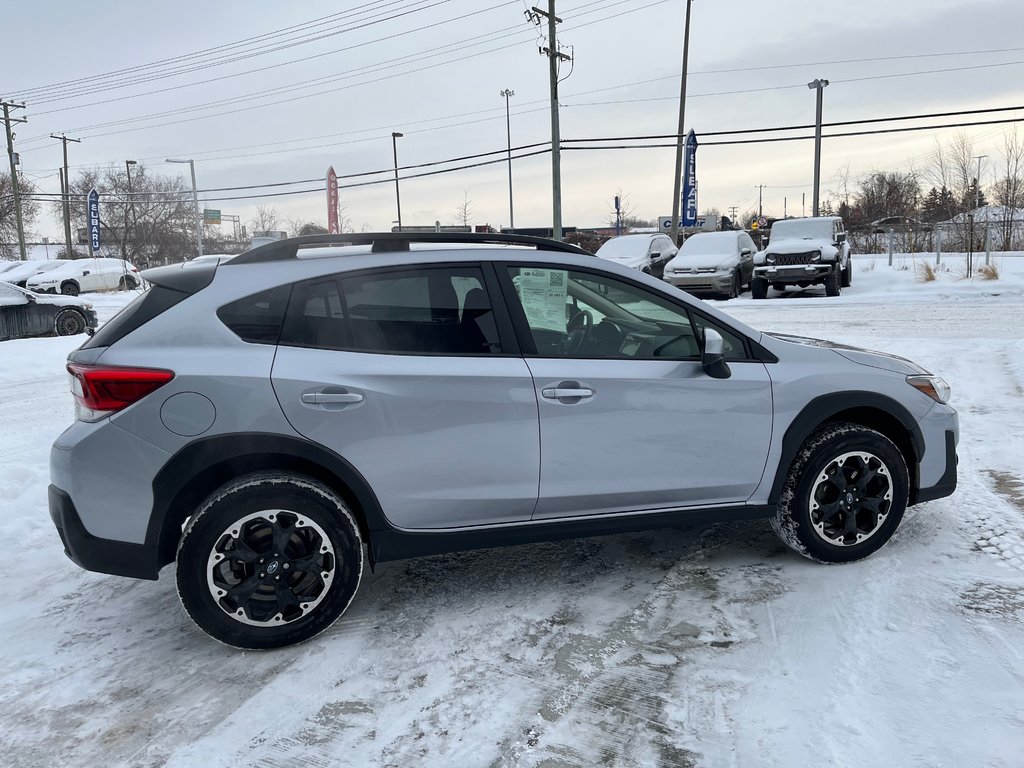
[668,0,694,247]
[2,99,28,260]
[807,78,830,217]
[529,2,571,240]
[758,184,765,217]
[968,154,987,277]
[500,88,515,229]
[51,133,81,258]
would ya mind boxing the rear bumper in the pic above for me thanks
[49,485,161,580]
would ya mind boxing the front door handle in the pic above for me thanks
[542,387,593,399]
[541,381,594,403]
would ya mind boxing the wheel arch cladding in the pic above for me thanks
[769,392,923,505]
[148,433,386,568]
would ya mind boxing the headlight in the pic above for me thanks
[811,251,822,261]
[907,375,951,403]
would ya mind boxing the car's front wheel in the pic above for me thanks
[771,423,909,563]
[751,277,769,299]
[53,308,86,336]
[176,473,364,649]
[60,280,80,296]
[824,266,841,296]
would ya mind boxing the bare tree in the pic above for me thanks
[57,164,194,266]
[606,189,654,230]
[0,172,40,258]
[249,205,280,234]
[454,189,472,229]
[992,128,1024,250]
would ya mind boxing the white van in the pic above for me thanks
[25,258,140,295]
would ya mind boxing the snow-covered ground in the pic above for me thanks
[1,261,1023,768]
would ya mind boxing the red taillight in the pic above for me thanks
[67,363,174,421]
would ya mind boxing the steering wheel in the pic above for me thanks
[560,309,593,354]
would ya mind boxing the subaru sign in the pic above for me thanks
[88,188,100,253]
[681,130,698,228]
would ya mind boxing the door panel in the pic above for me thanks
[527,357,773,518]
[272,348,540,529]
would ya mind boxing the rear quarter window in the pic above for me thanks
[82,286,186,349]
[217,285,291,344]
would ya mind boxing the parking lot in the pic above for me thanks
[2,259,1023,768]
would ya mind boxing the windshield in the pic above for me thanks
[680,233,737,256]
[769,218,834,241]
[596,237,649,258]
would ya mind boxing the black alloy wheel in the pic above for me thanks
[771,423,909,563]
[177,473,363,649]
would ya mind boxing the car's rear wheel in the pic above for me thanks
[60,280,80,296]
[53,309,86,336]
[770,423,909,563]
[841,260,852,288]
[118,275,138,290]
[751,277,768,299]
[176,473,363,649]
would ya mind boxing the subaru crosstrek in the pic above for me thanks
[49,233,958,648]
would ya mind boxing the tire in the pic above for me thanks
[751,277,769,299]
[118,275,138,291]
[726,270,740,299]
[770,423,909,564]
[176,472,364,649]
[53,309,86,336]
[841,260,852,288]
[60,280,80,296]
[824,266,841,296]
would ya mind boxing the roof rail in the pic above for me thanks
[226,232,594,265]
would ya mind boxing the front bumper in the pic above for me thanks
[84,308,98,329]
[664,271,733,292]
[754,263,835,281]
[49,485,161,580]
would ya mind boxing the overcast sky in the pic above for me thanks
[7,0,1024,238]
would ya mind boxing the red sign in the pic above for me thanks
[327,166,339,234]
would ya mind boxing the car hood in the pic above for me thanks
[766,334,928,375]
[598,252,648,269]
[765,240,837,256]
[31,293,90,308]
[667,252,735,271]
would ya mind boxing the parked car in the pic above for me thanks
[50,232,957,649]
[595,233,678,276]
[663,230,757,299]
[1,259,70,288]
[0,281,97,341]
[752,216,852,298]
[26,257,140,295]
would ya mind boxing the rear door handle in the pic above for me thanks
[301,391,364,405]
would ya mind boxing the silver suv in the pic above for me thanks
[49,233,958,648]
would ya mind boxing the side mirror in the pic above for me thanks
[82,270,91,275]
[836,232,847,244]
[701,328,732,379]
[650,252,661,260]
[740,247,753,256]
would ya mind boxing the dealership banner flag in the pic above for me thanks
[681,130,698,228]
[327,166,339,234]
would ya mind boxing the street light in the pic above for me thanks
[500,89,515,229]
[165,158,202,258]
[807,78,830,217]
[391,132,404,231]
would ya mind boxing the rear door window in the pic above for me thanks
[279,266,501,355]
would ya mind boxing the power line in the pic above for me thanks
[13,1,455,101]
